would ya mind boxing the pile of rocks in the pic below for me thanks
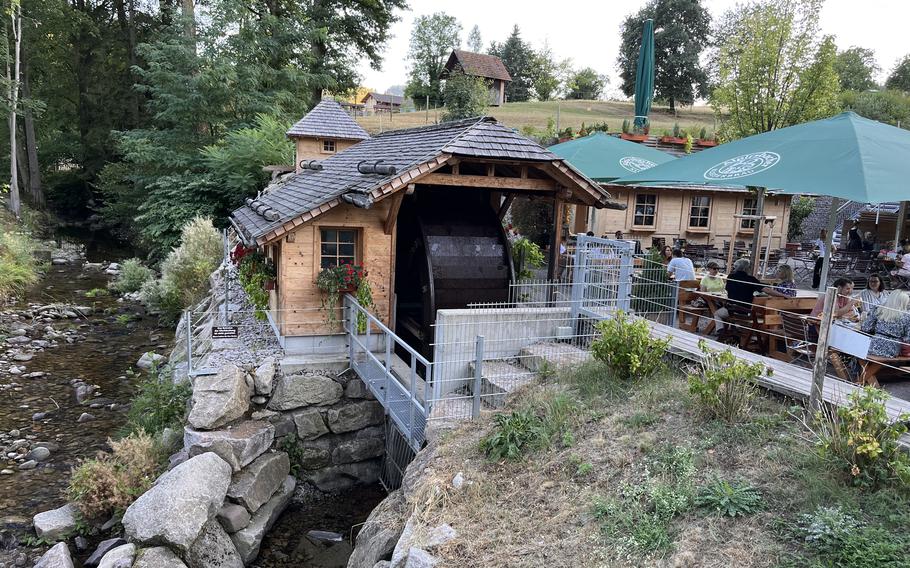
[1,305,90,375]
[0,429,57,475]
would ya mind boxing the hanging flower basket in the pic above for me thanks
[317,263,373,332]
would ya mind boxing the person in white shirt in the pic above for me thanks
[891,240,910,279]
[812,229,832,289]
[667,248,696,282]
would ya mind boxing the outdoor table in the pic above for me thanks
[752,292,819,359]
[827,319,910,386]
[690,290,727,335]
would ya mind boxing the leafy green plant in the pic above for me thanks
[684,133,694,154]
[316,263,373,331]
[85,288,110,298]
[278,436,304,476]
[687,341,767,422]
[795,505,908,567]
[672,122,681,138]
[699,127,707,139]
[695,477,762,517]
[237,250,275,320]
[0,226,40,302]
[591,311,669,380]
[68,430,163,520]
[621,412,659,429]
[479,393,575,460]
[110,258,154,294]
[803,387,910,488]
[622,118,630,134]
[123,365,192,437]
[115,313,136,325]
[511,237,545,279]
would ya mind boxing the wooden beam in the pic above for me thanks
[486,163,495,177]
[498,194,515,220]
[384,191,406,235]
[420,172,557,191]
[547,197,565,281]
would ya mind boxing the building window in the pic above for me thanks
[688,196,711,228]
[741,198,757,229]
[633,194,657,227]
[320,229,358,269]
[322,139,336,153]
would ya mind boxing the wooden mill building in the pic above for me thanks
[286,100,370,171]
[231,115,614,356]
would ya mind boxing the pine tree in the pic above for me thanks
[467,25,483,52]
[490,25,535,103]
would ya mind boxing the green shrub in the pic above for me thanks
[84,288,110,298]
[804,387,910,488]
[110,258,154,294]
[796,505,908,567]
[511,237,545,279]
[695,477,762,517]
[0,229,40,301]
[687,341,767,422]
[141,217,221,323]
[68,431,162,520]
[591,311,669,380]
[278,436,304,476]
[479,393,575,460]
[630,247,675,315]
[124,367,192,437]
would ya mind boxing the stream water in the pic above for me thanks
[0,236,171,527]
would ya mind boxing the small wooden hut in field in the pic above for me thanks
[231,112,615,356]
[441,50,512,106]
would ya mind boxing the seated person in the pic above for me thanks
[667,248,696,282]
[699,261,725,293]
[856,274,889,314]
[861,290,910,358]
[761,264,797,297]
[810,277,858,320]
[714,258,763,332]
[891,240,910,279]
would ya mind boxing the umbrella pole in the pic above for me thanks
[818,197,841,290]
[761,220,774,279]
[748,187,765,276]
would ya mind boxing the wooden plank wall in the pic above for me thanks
[294,138,359,171]
[275,200,395,336]
[588,187,792,249]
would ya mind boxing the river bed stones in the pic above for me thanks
[34,542,74,568]
[230,475,296,564]
[132,546,188,568]
[123,453,232,552]
[97,543,136,568]
[84,538,127,567]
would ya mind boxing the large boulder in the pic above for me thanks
[84,538,127,567]
[123,453,232,552]
[185,519,244,568]
[326,401,385,434]
[293,408,329,440]
[132,547,188,568]
[253,357,276,395]
[347,490,406,568]
[188,365,251,430]
[268,373,342,411]
[34,542,74,568]
[184,421,275,472]
[33,503,78,541]
[231,475,295,564]
[332,438,384,465]
[226,451,290,513]
[97,543,136,568]
[136,352,166,370]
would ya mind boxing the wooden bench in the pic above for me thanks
[859,356,910,387]
[752,296,818,359]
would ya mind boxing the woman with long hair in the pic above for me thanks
[857,274,889,314]
[861,290,910,358]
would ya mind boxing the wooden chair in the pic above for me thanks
[676,279,706,332]
[780,312,815,366]
[753,297,818,358]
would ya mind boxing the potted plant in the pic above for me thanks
[621,118,649,141]
[660,122,687,145]
[697,127,718,147]
[316,263,374,331]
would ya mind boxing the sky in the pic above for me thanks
[356,0,909,98]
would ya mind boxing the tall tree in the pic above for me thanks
[404,13,461,108]
[710,0,840,139]
[6,0,22,217]
[840,89,910,129]
[886,55,910,93]
[442,70,487,120]
[304,0,406,104]
[565,67,607,100]
[834,46,879,92]
[618,0,711,112]
[531,44,560,101]
[489,25,535,102]
[467,24,483,52]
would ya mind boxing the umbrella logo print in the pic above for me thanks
[620,156,658,173]
[704,151,781,180]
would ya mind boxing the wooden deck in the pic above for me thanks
[648,322,910,426]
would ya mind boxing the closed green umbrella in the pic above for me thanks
[633,19,655,130]
[613,112,910,203]
[549,132,674,181]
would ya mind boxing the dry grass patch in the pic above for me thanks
[407,360,910,567]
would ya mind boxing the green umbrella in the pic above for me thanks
[633,19,655,130]
[549,132,674,181]
[613,112,910,203]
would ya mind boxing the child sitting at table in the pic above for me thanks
[699,261,725,293]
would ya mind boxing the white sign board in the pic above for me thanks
[829,323,871,359]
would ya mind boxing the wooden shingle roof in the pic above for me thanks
[286,100,370,141]
[442,50,512,82]
[362,92,404,106]
[232,117,611,245]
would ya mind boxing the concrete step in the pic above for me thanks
[467,360,536,409]
[428,393,474,422]
[280,354,349,374]
[518,342,591,373]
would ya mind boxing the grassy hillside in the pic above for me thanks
[357,99,718,137]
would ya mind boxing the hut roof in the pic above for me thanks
[286,100,370,141]
[362,92,405,106]
[232,116,612,245]
[442,50,512,82]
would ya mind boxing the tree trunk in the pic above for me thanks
[8,7,22,218]
[21,51,43,208]
[114,0,140,126]
[181,0,195,47]
[669,96,676,114]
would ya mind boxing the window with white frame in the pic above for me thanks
[633,194,657,227]
[741,198,757,229]
[688,196,711,228]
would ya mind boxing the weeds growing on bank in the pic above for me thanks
[122,365,192,437]
[0,216,41,302]
[418,315,910,567]
[109,258,154,294]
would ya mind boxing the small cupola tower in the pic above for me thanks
[286,100,370,172]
